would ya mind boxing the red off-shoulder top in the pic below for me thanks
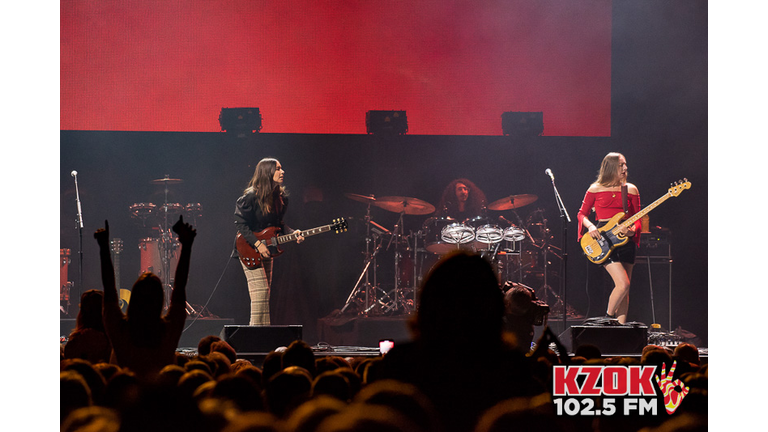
[577,190,642,246]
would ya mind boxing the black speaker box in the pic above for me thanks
[570,325,648,355]
[220,325,303,353]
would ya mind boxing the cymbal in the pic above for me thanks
[374,196,435,215]
[488,194,538,211]
[345,193,377,203]
[151,177,183,185]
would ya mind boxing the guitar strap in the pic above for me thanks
[621,184,629,213]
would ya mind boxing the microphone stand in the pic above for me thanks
[72,171,85,305]
[547,172,571,334]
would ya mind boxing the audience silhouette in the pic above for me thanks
[64,289,112,364]
[59,245,707,432]
[94,216,196,381]
[379,251,545,432]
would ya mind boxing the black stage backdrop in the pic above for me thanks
[60,1,707,346]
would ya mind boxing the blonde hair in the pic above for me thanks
[594,152,625,187]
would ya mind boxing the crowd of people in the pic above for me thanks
[60,218,707,432]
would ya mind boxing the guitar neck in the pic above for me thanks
[617,192,673,231]
[276,224,334,244]
[110,238,123,291]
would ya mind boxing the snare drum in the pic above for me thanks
[139,238,180,280]
[422,217,458,254]
[464,216,503,250]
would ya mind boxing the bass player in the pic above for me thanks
[577,152,641,324]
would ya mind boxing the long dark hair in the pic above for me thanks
[126,272,164,347]
[243,158,287,214]
[74,290,105,333]
[437,178,487,216]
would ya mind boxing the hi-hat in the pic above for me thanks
[374,196,435,215]
[488,194,538,211]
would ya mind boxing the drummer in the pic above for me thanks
[435,178,488,221]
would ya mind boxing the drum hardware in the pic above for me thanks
[342,193,435,316]
[341,193,381,315]
[387,209,411,314]
[61,248,72,315]
[374,195,435,315]
[142,175,198,314]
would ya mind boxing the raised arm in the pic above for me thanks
[168,216,196,318]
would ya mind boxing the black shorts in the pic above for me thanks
[596,220,636,265]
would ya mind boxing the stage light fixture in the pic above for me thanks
[219,108,262,137]
[366,110,408,135]
[501,112,544,137]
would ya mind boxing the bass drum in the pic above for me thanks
[138,238,180,281]
[422,217,459,254]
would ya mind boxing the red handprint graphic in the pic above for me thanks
[655,360,689,414]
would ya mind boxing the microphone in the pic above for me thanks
[71,170,78,177]
[545,168,554,181]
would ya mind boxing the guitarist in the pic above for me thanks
[577,152,641,324]
[234,158,303,326]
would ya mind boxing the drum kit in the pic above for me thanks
[128,175,201,312]
[339,190,565,317]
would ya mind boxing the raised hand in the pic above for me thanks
[94,220,110,248]
[655,360,690,414]
[172,216,197,246]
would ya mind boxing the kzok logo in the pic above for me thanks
[552,362,688,416]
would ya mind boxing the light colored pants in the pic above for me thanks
[241,259,273,326]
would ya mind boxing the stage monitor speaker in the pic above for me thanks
[220,325,303,353]
[570,325,648,355]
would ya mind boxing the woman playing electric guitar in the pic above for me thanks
[577,152,641,324]
[234,158,304,325]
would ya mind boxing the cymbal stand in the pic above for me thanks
[536,238,559,308]
[342,237,384,314]
[386,210,407,314]
[157,176,173,309]
[156,175,196,315]
[341,200,379,314]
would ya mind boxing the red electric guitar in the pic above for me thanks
[236,217,348,268]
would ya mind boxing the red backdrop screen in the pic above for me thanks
[61,0,611,136]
